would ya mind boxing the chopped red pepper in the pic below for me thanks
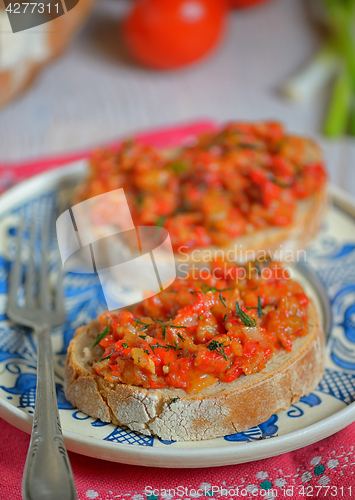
[76,122,327,252]
[91,261,311,394]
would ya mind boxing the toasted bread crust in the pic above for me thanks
[175,185,328,266]
[64,300,325,441]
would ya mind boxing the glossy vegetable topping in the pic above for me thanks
[91,262,310,393]
[123,0,227,69]
[76,122,327,252]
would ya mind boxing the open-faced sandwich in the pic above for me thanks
[73,121,327,263]
[65,261,325,441]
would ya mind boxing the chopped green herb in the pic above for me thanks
[133,318,152,331]
[271,177,292,188]
[136,193,144,206]
[168,160,188,175]
[207,340,229,361]
[219,292,227,308]
[166,342,182,351]
[148,343,156,354]
[201,284,217,294]
[158,325,166,339]
[143,349,150,355]
[168,397,180,406]
[200,284,232,294]
[148,344,160,354]
[134,317,187,342]
[177,332,185,342]
[173,206,187,215]
[100,350,113,362]
[258,433,278,440]
[135,318,186,331]
[246,296,266,319]
[156,319,187,330]
[139,334,147,339]
[235,301,257,328]
[239,142,260,150]
[255,262,262,276]
[156,319,187,340]
[149,342,182,353]
[92,326,110,349]
[156,216,167,227]
[223,314,228,322]
[133,318,149,326]
[134,318,186,335]
[122,342,129,348]
[257,296,263,319]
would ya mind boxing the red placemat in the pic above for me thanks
[1,417,355,500]
[0,121,354,499]
[0,120,216,192]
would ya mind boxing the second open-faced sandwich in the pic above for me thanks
[65,261,325,441]
[73,121,327,264]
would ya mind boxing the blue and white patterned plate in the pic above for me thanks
[0,162,354,468]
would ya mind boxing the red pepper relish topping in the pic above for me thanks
[91,261,310,394]
[76,122,326,252]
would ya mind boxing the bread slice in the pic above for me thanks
[175,185,328,266]
[72,142,328,267]
[64,299,325,441]
[0,1,94,109]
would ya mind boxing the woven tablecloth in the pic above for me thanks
[1,417,355,500]
[0,122,354,500]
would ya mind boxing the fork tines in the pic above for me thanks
[7,200,65,329]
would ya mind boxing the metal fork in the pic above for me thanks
[7,207,77,500]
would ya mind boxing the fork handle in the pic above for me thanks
[22,326,77,500]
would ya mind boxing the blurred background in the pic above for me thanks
[0,0,354,195]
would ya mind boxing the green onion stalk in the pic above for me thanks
[282,0,355,138]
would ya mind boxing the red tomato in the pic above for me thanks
[230,0,271,8]
[123,0,227,69]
